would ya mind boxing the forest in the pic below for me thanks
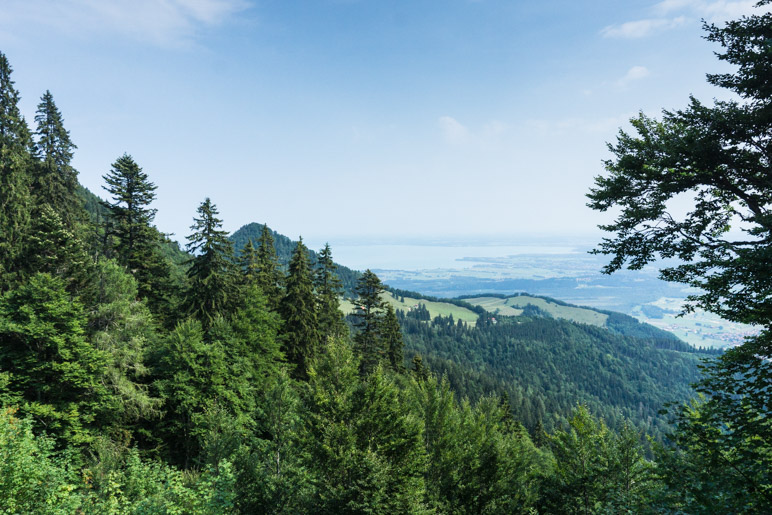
[1,3,771,513]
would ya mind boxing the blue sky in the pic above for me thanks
[0,0,763,243]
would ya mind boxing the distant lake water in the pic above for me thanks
[304,240,585,271]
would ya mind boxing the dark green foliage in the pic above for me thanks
[22,204,91,293]
[154,318,254,468]
[588,4,772,512]
[540,406,655,514]
[32,90,83,228]
[352,269,387,375]
[185,198,240,328]
[235,370,313,513]
[411,376,544,513]
[254,224,284,310]
[101,154,157,265]
[81,260,162,429]
[400,312,702,437]
[230,222,361,295]
[279,238,319,380]
[0,273,115,447]
[587,3,772,328]
[383,304,406,373]
[315,243,348,342]
[0,51,33,292]
[304,338,427,513]
[101,154,175,318]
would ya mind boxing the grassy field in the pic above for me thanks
[340,293,479,325]
[464,295,608,327]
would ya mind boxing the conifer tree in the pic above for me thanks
[239,239,260,285]
[314,243,348,342]
[101,154,158,266]
[185,198,239,328]
[32,90,82,228]
[0,52,33,292]
[23,204,90,292]
[101,154,173,315]
[352,269,387,375]
[255,224,283,310]
[0,273,116,447]
[279,237,319,380]
[382,304,405,373]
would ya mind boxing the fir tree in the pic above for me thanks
[101,154,173,314]
[185,198,239,328]
[0,273,116,447]
[32,90,82,228]
[352,269,386,376]
[101,154,157,266]
[314,243,347,342]
[255,224,283,310]
[239,239,260,285]
[279,237,319,380]
[382,304,405,373]
[0,52,33,292]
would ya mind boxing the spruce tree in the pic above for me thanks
[314,243,347,342]
[255,224,283,310]
[101,154,158,266]
[185,198,239,328]
[0,273,116,447]
[0,52,33,292]
[382,304,405,373]
[239,239,260,285]
[352,269,386,375]
[32,90,82,228]
[279,237,319,380]
[101,154,173,315]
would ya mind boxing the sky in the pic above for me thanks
[0,0,764,244]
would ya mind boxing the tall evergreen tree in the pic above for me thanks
[32,90,82,228]
[101,154,173,315]
[239,239,260,286]
[185,198,239,328]
[255,224,283,310]
[279,238,319,380]
[101,154,157,266]
[352,269,387,375]
[0,52,33,292]
[314,243,347,342]
[382,304,405,373]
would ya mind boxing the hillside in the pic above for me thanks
[230,222,361,295]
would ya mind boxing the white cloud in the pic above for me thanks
[0,0,249,48]
[438,117,509,146]
[602,0,763,39]
[600,16,686,38]
[438,116,471,145]
[616,65,651,86]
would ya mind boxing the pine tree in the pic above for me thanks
[279,238,319,380]
[0,52,33,292]
[314,243,347,342]
[382,304,405,373]
[352,269,387,375]
[185,198,239,329]
[32,90,82,228]
[255,224,283,310]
